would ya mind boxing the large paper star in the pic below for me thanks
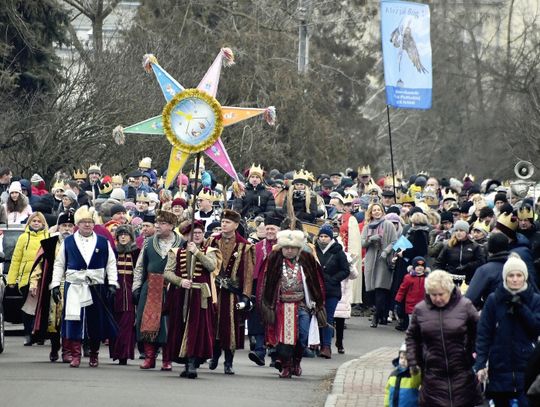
[113,48,276,187]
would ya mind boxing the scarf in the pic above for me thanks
[504,281,528,295]
[140,273,165,341]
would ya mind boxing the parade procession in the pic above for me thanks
[3,1,540,407]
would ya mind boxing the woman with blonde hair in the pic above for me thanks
[361,202,397,327]
[406,269,483,407]
[7,211,49,345]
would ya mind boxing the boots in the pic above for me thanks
[89,350,99,367]
[161,346,172,371]
[209,341,221,370]
[319,345,331,359]
[187,358,198,379]
[224,350,234,375]
[139,343,156,369]
[292,345,303,376]
[70,340,82,368]
[49,335,61,362]
[24,335,33,346]
[62,338,72,363]
[278,358,292,378]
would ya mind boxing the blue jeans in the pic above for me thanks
[321,296,339,347]
[298,308,310,349]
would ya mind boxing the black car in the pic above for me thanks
[1,226,25,326]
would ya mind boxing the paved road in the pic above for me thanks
[0,316,404,407]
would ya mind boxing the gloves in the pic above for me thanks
[51,287,61,304]
[380,250,388,259]
[107,284,117,299]
[132,288,141,305]
[410,365,421,375]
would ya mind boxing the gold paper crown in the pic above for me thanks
[136,192,150,203]
[138,157,152,169]
[423,188,440,207]
[293,169,312,184]
[517,205,534,221]
[395,170,404,182]
[472,220,490,234]
[463,173,475,182]
[397,190,415,204]
[248,163,264,178]
[197,189,217,202]
[52,181,66,192]
[99,182,112,195]
[497,212,518,231]
[157,176,164,188]
[357,165,371,176]
[343,194,355,204]
[383,174,399,187]
[88,163,102,174]
[72,169,87,180]
[111,174,123,185]
[188,169,202,180]
[365,179,382,195]
[441,188,458,202]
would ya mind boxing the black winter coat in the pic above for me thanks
[315,240,349,299]
[433,238,485,284]
[233,183,275,219]
[282,190,319,223]
[465,251,508,308]
[474,285,540,395]
[406,288,483,407]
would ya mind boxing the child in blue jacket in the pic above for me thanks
[384,343,421,407]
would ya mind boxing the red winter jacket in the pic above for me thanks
[395,271,427,314]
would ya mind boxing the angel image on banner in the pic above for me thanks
[113,48,276,187]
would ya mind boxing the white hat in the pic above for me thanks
[147,192,159,204]
[502,252,528,284]
[74,206,97,224]
[110,188,126,201]
[276,230,305,249]
[30,173,44,183]
[8,181,22,194]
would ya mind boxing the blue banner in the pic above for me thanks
[381,0,432,109]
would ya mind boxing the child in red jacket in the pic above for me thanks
[395,256,429,331]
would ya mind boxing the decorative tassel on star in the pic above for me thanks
[112,125,126,145]
[142,54,158,73]
[263,106,277,126]
[232,180,246,198]
[221,47,235,67]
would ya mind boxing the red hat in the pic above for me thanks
[171,198,187,209]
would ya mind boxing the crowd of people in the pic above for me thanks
[2,159,540,404]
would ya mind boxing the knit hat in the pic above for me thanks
[487,233,509,254]
[494,192,508,203]
[318,224,334,238]
[386,205,401,216]
[440,211,454,223]
[454,220,470,233]
[384,213,401,224]
[110,188,126,201]
[478,206,494,220]
[412,256,426,268]
[171,198,187,209]
[110,204,126,217]
[62,190,78,202]
[8,181,22,194]
[30,173,44,183]
[502,252,528,284]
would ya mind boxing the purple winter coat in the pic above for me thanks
[406,288,483,407]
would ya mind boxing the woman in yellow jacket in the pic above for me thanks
[7,212,49,345]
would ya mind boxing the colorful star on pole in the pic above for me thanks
[113,48,276,187]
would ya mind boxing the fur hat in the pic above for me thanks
[155,210,178,225]
[453,220,470,233]
[115,224,135,241]
[502,252,528,284]
[74,206,98,224]
[110,204,126,217]
[180,220,205,235]
[276,229,305,249]
[265,212,284,228]
[221,209,241,224]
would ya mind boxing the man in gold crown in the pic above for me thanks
[207,209,255,374]
[233,164,275,220]
[355,165,372,195]
[194,189,220,233]
[282,170,319,224]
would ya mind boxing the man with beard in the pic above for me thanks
[248,212,283,367]
[163,220,221,378]
[260,229,326,378]
[29,210,75,362]
[207,209,255,374]
[49,206,118,368]
[133,210,183,370]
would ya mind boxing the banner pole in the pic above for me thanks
[386,105,397,196]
